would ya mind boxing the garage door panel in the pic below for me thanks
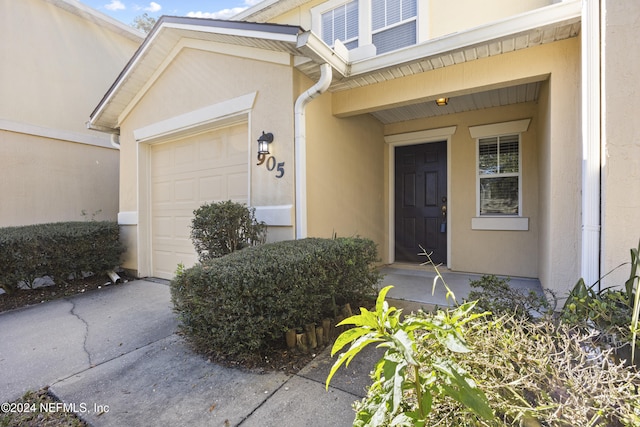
[227,172,249,199]
[150,123,248,280]
[174,179,196,202]
[199,176,225,201]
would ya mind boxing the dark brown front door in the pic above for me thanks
[395,142,447,263]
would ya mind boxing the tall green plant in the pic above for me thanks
[326,285,493,426]
[561,239,640,363]
[627,240,640,361]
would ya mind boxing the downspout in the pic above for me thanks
[110,133,121,149]
[294,63,332,239]
[86,121,121,149]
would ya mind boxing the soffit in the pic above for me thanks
[370,82,541,124]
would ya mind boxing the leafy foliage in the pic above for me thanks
[131,13,157,33]
[0,222,124,294]
[170,237,380,362]
[561,239,640,363]
[420,315,640,426]
[327,286,494,426]
[468,274,554,320]
[190,200,266,262]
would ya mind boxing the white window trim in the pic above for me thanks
[469,119,530,231]
[311,0,359,48]
[310,0,427,60]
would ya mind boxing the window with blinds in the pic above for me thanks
[478,134,520,215]
[371,0,417,54]
[321,0,359,49]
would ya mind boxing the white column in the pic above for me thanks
[581,0,602,288]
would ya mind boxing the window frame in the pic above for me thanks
[469,119,531,231]
[371,0,418,54]
[314,0,360,49]
[476,134,522,217]
[311,0,426,57]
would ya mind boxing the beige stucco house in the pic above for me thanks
[88,0,639,298]
[0,0,142,226]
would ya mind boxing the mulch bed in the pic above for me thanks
[0,274,125,314]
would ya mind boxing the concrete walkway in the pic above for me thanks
[0,267,543,426]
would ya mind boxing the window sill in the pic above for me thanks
[471,217,529,231]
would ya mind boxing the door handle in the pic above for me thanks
[441,205,447,217]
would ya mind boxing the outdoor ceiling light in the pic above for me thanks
[435,97,449,106]
[257,131,274,155]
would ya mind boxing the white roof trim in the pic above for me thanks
[1,118,114,149]
[43,0,144,42]
[163,22,299,43]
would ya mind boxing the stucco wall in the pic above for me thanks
[301,73,387,257]
[0,130,119,226]
[0,0,141,226]
[601,0,640,287]
[428,0,555,39]
[0,0,140,134]
[117,46,296,274]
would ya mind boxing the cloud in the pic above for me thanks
[187,7,246,20]
[186,0,264,20]
[144,2,161,12]
[104,0,126,11]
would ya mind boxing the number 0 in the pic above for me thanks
[266,156,276,171]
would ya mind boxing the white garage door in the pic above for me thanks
[150,123,248,279]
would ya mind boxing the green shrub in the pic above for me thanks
[467,274,553,320]
[170,237,381,362]
[0,221,124,294]
[190,200,266,262]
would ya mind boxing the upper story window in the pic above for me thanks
[371,0,417,54]
[477,134,520,216]
[312,0,422,57]
[320,0,359,49]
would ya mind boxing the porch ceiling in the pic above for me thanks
[369,82,542,124]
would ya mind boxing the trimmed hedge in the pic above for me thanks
[0,221,124,294]
[170,237,381,361]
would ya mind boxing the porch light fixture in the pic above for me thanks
[435,97,449,106]
[257,131,274,155]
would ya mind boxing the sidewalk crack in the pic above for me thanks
[67,298,93,367]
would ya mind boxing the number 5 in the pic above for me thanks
[275,162,285,178]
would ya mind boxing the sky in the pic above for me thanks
[78,0,264,26]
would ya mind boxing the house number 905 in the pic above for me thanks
[257,153,285,178]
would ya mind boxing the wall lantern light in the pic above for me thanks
[257,131,274,156]
[435,97,449,106]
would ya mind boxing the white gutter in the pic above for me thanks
[581,0,601,288]
[294,63,332,239]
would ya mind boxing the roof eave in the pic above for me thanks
[350,0,582,76]
[89,16,303,132]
